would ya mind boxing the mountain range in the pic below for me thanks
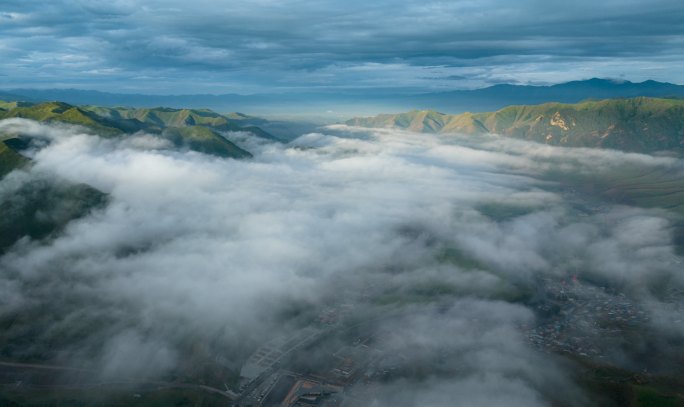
[2,79,684,116]
[408,78,684,113]
[0,101,284,179]
[347,97,684,153]
[0,101,279,253]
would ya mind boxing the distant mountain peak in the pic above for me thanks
[2,78,683,116]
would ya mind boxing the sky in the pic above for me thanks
[0,0,683,94]
[1,119,683,404]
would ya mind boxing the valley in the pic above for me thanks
[0,103,683,405]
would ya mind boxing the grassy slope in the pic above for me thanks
[0,101,33,110]
[0,103,110,254]
[0,102,254,253]
[0,101,258,158]
[81,105,279,140]
[475,97,684,151]
[161,126,252,158]
[0,178,108,253]
[0,141,29,178]
[0,102,125,137]
[347,97,684,153]
[82,105,239,130]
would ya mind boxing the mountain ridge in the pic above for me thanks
[346,97,684,153]
[3,78,684,115]
[0,101,268,177]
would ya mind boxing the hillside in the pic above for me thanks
[347,97,684,153]
[0,102,259,252]
[83,106,280,141]
[0,140,29,178]
[0,101,128,137]
[160,126,252,158]
[0,101,278,163]
[0,178,107,253]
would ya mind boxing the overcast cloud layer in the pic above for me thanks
[0,120,683,405]
[1,0,683,93]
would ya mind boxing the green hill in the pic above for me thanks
[81,105,237,130]
[0,101,277,163]
[0,101,33,111]
[0,177,107,253]
[0,102,260,252]
[0,101,265,255]
[161,126,252,158]
[0,101,127,137]
[0,140,29,178]
[347,97,684,153]
[80,105,279,140]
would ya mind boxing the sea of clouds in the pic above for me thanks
[0,119,682,405]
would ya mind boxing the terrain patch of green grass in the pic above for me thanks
[0,101,284,158]
[0,141,29,179]
[635,386,682,407]
[347,97,684,153]
[161,126,252,158]
[0,102,126,137]
[0,178,107,253]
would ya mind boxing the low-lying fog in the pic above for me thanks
[1,119,682,406]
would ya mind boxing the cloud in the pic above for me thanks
[0,119,682,403]
[357,300,587,407]
[0,0,683,92]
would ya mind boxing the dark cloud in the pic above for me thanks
[0,0,682,92]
